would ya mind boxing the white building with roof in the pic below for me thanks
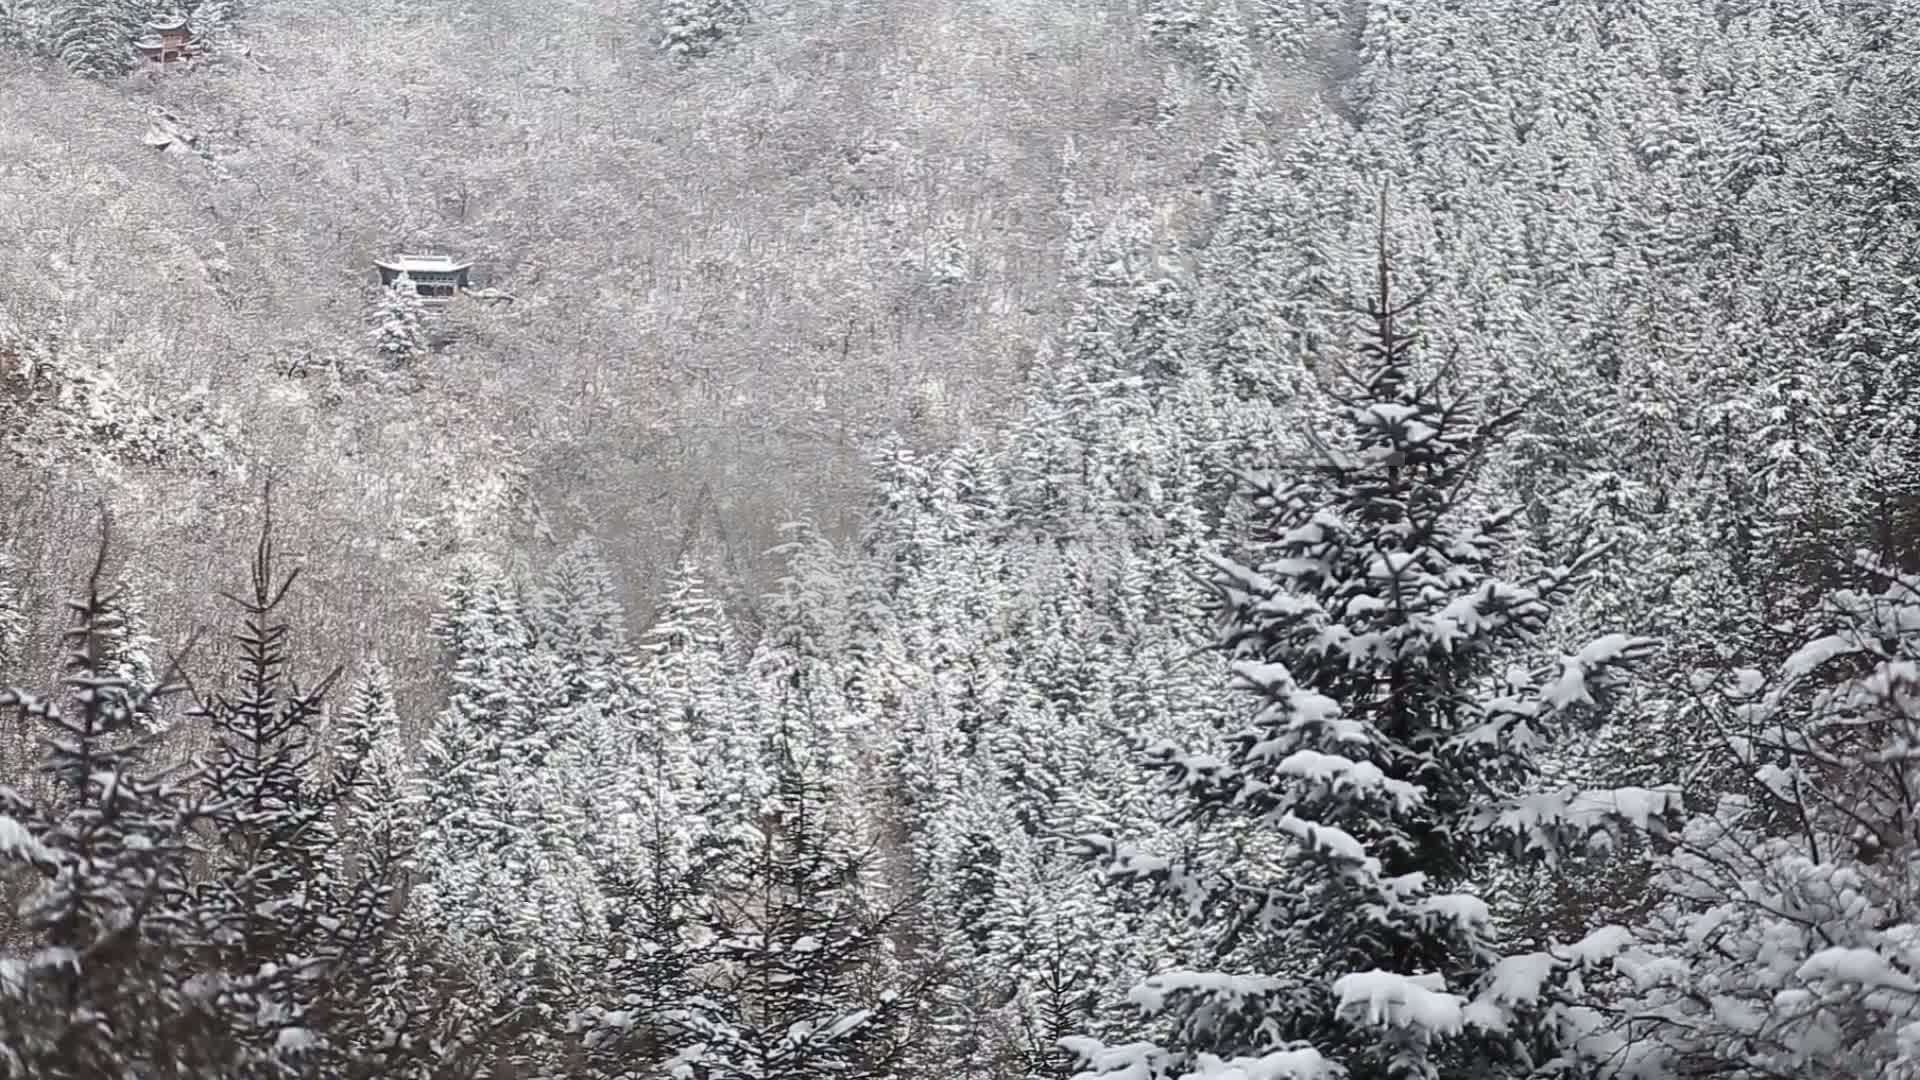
[374,254,472,305]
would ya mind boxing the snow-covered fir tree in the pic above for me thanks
[0,538,220,1077]
[192,515,349,1076]
[49,0,141,77]
[1073,218,1667,1080]
[0,0,48,53]
[0,551,26,682]
[658,720,916,1080]
[370,273,429,371]
[570,737,742,1077]
[660,0,747,59]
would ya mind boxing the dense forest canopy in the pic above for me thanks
[6,0,1920,1078]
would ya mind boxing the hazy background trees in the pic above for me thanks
[0,0,1320,727]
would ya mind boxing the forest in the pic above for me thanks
[5,0,1920,1077]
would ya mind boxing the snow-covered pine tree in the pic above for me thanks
[45,567,168,733]
[1072,202,1667,1080]
[410,564,594,1073]
[194,511,337,941]
[313,661,453,1079]
[50,0,142,77]
[926,211,971,288]
[0,0,48,53]
[660,0,747,59]
[0,550,26,683]
[641,550,768,824]
[660,721,915,1080]
[1143,0,1204,48]
[753,522,850,702]
[186,0,233,52]
[528,537,635,708]
[0,531,222,1077]
[370,273,428,371]
[1199,0,1251,97]
[192,498,434,1076]
[571,738,740,1077]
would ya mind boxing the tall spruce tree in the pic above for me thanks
[0,528,221,1078]
[369,274,428,371]
[0,551,24,680]
[570,736,740,1078]
[1073,203,1666,1080]
[318,662,450,1078]
[50,0,140,77]
[659,719,915,1080]
[190,495,441,1078]
[193,507,344,1069]
[659,0,747,58]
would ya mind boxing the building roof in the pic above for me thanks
[148,14,188,30]
[375,254,473,275]
[133,36,164,50]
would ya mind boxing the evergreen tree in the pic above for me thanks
[660,0,747,59]
[315,663,451,1078]
[641,550,767,824]
[571,740,740,1077]
[51,0,139,77]
[926,211,971,288]
[1143,0,1204,48]
[0,551,24,680]
[1199,1,1250,97]
[1074,212,1663,1080]
[410,563,600,1074]
[0,0,48,53]
[191,509,346,1076]
[187,0,233,51]
[0,531,222,1078]
[370,274,428,370]
[189,497,438,1078]
[528,537,634,705]
[659,726,915,1080]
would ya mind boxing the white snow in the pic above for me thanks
[1275,812,1377,869]
[1275,749,1424,810]
[1782,632,1855,681]
[0,817,52,863]
[1418,893,1491,929]
[1796,947,1920,992]
[1333,969,1466,1035]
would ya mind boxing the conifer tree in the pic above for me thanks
[1074,203,1666,1080]
[1199,1,1251,96]
[0,551,24,680]
[1143,0,1203,48]
[0,527,221,1078]
[0,0,47,54]
[186,0,232,50]
[50,0,139,78]
[658,722,915,1080]
[190,495,440,1077]
[660,0,747,59]
[411,562,605,1073]
[191,524,342,1076]
[571,739,740,1077]
[642,550,767,824]
[528,537,635,707]
[370,274,428,371]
